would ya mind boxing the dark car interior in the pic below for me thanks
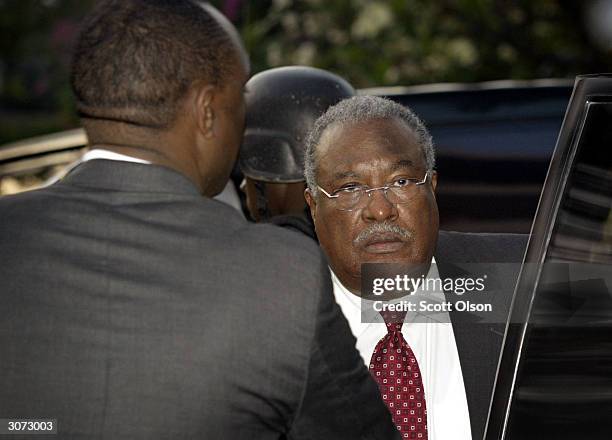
[486,74,612,440]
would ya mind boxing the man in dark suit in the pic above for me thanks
[303,95,526,440]
[0,2,398,439]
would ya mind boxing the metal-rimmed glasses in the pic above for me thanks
[317,171,430,211]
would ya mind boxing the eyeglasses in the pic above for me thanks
[317,171,430,211]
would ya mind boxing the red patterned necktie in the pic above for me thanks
[369,310,428,439]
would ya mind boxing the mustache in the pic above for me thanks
[353,221,414,246]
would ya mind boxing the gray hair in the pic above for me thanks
[304,95,435,195]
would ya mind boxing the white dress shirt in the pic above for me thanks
[80,148,151,165]
[45,149,150,185]
[331,259,472,440]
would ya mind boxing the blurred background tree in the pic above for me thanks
[1,0,612,144]
[0,0,90,142]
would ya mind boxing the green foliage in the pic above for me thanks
[1,0,611,143]
[0,0,90,142]
[234,0,612,87]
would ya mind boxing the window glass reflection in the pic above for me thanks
[505,102,612,440]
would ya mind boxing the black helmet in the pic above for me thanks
[239,66,355,183]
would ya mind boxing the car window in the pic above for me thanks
[488,93,612,440]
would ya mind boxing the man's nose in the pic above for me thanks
[361,188,398,222]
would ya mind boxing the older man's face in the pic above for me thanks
[306,117,439,293]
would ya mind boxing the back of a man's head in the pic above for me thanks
[71,0,234,129]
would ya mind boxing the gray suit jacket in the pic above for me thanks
[436,230,527,440]
[0,160,398,440]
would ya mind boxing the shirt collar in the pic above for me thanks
[333,256,440,297]
[332,256,443,324]
[81,148,151,164]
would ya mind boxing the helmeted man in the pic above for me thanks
[239,66,355,237]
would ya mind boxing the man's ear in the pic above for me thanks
[430,170,438,192]
[193,83,216,139]
[304,188,317,222]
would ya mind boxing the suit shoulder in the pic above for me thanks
[238,221,323,260]
[436,230,528,263]
[0,187,54,220]
[190,200,319,260]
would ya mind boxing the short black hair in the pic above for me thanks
[71,0,235,128]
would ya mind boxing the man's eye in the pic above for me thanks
[393,178,411,187]
[337,185,363,193]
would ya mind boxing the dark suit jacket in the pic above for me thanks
[0,160,398,440]
[436,230,527,440]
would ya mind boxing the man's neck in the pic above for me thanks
[83,119,205,194]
